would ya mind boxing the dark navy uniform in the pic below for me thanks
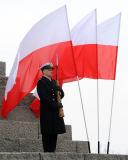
[37,76,66,152]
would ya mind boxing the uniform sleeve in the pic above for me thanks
[37,80,59,110]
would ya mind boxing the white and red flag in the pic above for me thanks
[71,10,121,80]
[0,6,77,118]
[30,11,121,118]
[71,9,97,79]
[30,10,97,117]
[97,13,121,79]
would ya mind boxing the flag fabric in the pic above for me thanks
[30,98,40,118]
[29,12,121,118]
[30,10,98,118]
[97,13,121,80]
[30,91,40,118]
[71,9,97,79]
[0,6,77,118]
[71,11,121,80]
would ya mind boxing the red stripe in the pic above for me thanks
[1,42,118,118]
[30,44,118,118]
[73,44,98,79]
[1,77,21,118]
[98,44,118,80]
[73,44,118,80]
[1,41,77,118]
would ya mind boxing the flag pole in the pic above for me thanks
[65,5,91,153]
[95,9,100,154]
[77,76,91,153]
[107,80,116,154]
[56,53,65,118]
[97,78,100,154]
[107,13,121,154]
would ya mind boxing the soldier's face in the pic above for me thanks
[43,69,53,78]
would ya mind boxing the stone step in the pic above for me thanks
[0,152,40,160]
[0,153,128,160]
[0,62,6,76]
[0,105,38,122]
[0,120,38,139]
[0,138,89,153]
[0,120,72,140]
[40,153,128,160]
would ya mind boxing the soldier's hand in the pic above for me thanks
[57,102,63,108]
[59,108,64,117]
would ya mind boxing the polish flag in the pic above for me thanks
[97,13,121,79]
[71,9,97,79]
[29,10,97,117]
[0,6,77,118]
[30,11,121,117]
[71,11,121,80]
[30,12,121,118]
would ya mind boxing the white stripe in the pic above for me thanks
[97,13,121,45]
[19,6,70,61]
[71,9,97,45]
[5,6,70,98]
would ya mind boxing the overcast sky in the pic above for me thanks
[1,0,128,154]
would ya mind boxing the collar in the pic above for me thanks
[43,75,52,81]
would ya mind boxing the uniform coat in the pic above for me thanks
[37,76,66,134]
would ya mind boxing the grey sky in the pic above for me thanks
[0,0,128,154]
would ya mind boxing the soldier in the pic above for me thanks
[37,62,66,152]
